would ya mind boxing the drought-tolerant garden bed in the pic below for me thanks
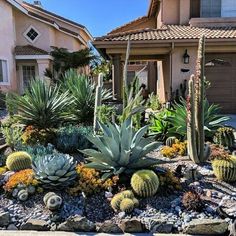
[0,36,235,235]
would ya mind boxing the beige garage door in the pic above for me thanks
[205,53,236,114]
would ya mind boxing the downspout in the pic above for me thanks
[169,42,174,102]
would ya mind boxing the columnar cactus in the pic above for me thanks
[93,73,103,134]
[187,36,210,164]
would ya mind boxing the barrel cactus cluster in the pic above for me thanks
[111,190,139,213]
[213,127,235,150]
[43,192,63,211]
[212,156,236,182]
[32,154,77,188]
[6,151,32,171]
[131,170,159,198]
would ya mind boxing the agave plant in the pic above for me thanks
[62,69,112,124]
[32,154,77,188]
[168,98,229,140]
[81,119,162,179]
[13,79,72,129]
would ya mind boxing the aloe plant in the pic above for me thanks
[81,119,162,179]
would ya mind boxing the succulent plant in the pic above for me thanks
[120,198,135,213]
[213,127,235,150]
[27,185,36,194]
[182,190,203,212]
[81,119,162,179]
[111,190,138,213]
[212,156,236,182]
[43,192,62,211]
[166,137,177,147]
[6,151,32,171]
[17,189,29,201]
[131,170,159,198]
[32,154,77,188]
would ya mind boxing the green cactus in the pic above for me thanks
[6,151,32,171]
[110,190,138,213]
[131,170,159,198]
[213,127,235,150]
[187,36,210,164]
[166,137,177,147]
[212,156,236,182]
[43,192,62,211]
[17,189,29,201]
[120,198,134,213]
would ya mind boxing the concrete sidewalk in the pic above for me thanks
[0,232,191,236]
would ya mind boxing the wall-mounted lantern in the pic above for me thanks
[183,49,190,64]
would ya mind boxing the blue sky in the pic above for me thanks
[28,0,149,37]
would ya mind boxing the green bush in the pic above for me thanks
[97,104,116,124]
[55,125,93,153]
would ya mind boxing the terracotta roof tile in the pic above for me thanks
[15,45,49,55]
[95,25,236,42]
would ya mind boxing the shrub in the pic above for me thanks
[130,170,159,198]
[209,143,230,161]
[148,93,161,111]
[13,79,72,129]
[97,104,116,124]
[6,151,32,171]
[55,125,93,153]
[182,190,203,212]
[32,153,77,188]
[1,125,23,150]
[212,156,236,182]
[22,125,55,146]
[62,70,112,124]
[81,119,162,179]
[4,169,38,192]
[68,164,118,196]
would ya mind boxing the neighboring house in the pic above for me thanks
[93,0,236,113]
[0,0,92,93]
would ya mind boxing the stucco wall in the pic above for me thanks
[162,0,180,25]
[0,1,17,91]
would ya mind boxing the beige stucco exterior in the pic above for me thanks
[0,0,92,93]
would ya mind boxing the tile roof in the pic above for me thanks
[95,25,236,42]
[15,45,49,55]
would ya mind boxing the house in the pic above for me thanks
[0,0,92,93]
[93,0,236,113]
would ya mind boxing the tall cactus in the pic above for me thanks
[187,36,209,164]
[93,73,103,134]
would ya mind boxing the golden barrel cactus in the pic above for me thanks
[6,151,32,171]
[120,198,134,213]
[212,156,236,182]
[131,170,159,198]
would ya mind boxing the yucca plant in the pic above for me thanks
[62,69,112,124]
[13,79,72,129]
[81,119,162,179]
[167,98,229,140]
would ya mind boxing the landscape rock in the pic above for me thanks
[58,215,95,232]
[150,220,173,233]
[184,219,229,235]
[0,212,10,226]
[96,220,122,233]
[20,219,49,231]
[7,224,18,230]
[119,218,144,233]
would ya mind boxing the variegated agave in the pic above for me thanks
[81,119,162,179]
[32,154,77,188]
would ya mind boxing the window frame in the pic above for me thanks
[23,25,41,44]
[0,58,10,86]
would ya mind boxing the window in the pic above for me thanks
[0,60,8,83]
[201,0,221,17]
[222,0,236,17]
[23,26,40,43]
[22,65,36,89]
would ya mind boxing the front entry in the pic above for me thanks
[206,53,236,114]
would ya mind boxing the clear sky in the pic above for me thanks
[28,0,149,37]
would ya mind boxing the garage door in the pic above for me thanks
[205,53,236,114]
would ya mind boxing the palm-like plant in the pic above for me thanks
[168,98,229,140]
[14,79,72,129]
[81,119,162,179]
[62,69,112,124]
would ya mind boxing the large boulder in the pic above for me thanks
[96,220,122,233]
[20,219,49,231]
[119,218,144,233]
[184,219,229,235]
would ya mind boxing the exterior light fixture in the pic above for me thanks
[183,49,190,64]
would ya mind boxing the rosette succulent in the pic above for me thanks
[32,154,77,188]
